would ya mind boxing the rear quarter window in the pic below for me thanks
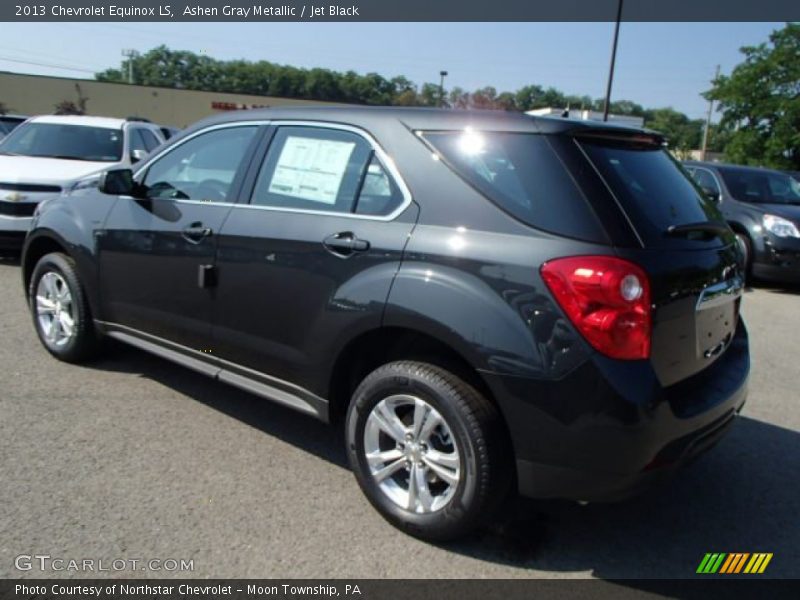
[421,131,606,242]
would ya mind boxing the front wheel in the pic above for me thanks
[735,232,753,281]
[29,252,99,363]
[346,361,512,541]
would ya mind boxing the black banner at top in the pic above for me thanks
[2,0,800,22]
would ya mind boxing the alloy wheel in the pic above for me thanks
[363,394,461,514]
[36,271,76,348]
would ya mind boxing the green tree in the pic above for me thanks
[706,23,800,169]
[448,86,470,109]
[94,44,708,135]
[514,85,544,111]
[645,108,704,157]
[495,92,518,111]
[418,83,443,107]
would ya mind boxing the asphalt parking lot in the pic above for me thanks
[0,254,798,581]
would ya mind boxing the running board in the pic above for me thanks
[104,327,327,421]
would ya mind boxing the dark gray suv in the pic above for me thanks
[22,108,748,540]
[685,161,800,283]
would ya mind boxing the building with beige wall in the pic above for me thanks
[0,71,340,128]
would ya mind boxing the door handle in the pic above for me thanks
[323,232,370,256]
[182,223,213,243]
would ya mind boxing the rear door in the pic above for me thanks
[212,123,417,393]
[575,134,743,386]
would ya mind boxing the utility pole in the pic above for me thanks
[602,0,624,122]
[439,71,448,108]
[121,49,139,84]
[700,64,721,161]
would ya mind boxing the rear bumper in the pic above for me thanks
[483,322,749,501]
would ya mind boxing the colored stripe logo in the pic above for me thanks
[697,553,773,574]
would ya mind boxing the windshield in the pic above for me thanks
[0,122,123,162]
[717,167,800,205]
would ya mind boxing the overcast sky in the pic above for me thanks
[0,22,784,120]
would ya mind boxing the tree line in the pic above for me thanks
[94,23,799,169]
[93,45,708,155]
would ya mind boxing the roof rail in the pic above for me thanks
[126,116,151,123]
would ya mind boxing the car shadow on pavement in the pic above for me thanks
[91,342,350,469]
[447,415,799,579]
[752,281,800,295]
[89,345,798,579]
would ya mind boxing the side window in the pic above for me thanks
[252,126,400,215]
[142,126,257,203]
[692,168,721,195]
[354,155,405,216]
[139,129,161,152]
[129,129,148,155]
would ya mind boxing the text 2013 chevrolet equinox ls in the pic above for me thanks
[22,107,749,540]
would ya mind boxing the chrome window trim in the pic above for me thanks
[240,120,413,222]
[133,119,413,222]
[131,121,267,198]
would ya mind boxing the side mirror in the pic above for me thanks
[131,148,148,163]
[98,168,136,196]
[701,186,721,203]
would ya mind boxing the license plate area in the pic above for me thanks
[696,277,743,361]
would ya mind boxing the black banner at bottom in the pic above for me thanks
[2,579,799,600]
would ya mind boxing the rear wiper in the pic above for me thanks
[665,221,730,238]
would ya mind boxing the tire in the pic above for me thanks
[346,361,512,541]
[735,232,753,281]
[29,252,99,363]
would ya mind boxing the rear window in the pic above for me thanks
[421,131,605,241]
[579,139,722,244]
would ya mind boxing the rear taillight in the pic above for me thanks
[540,256,651,360]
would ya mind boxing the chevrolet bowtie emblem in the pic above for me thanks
[5,192,27,202]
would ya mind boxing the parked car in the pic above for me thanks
[685,161,800,282]
[0,115,166,250]
[22,108,749,540]
[0,114,28,141]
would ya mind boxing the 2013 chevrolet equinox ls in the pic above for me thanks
[21,107,749,540]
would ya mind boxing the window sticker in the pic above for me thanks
[268,136,356,205]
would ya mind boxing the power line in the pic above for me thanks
[0,55,98,74]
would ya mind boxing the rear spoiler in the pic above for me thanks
[570,128,666,147]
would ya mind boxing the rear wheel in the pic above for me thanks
[29,252,99,363]
[346,361,511,541]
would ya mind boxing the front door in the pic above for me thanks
[97,124,261,351]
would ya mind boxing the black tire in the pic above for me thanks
[29,252,99,363]
[735,232,753,281]
[346,361,512,541]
